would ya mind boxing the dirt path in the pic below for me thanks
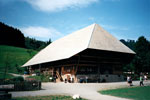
[8,73,28,79]
[11,80,150,100]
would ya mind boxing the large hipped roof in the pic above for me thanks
[22,24,135,67]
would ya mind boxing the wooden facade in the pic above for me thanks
[24,24,135,83]
[28,49,134,83]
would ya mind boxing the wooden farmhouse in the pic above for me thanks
[22,24,135,83]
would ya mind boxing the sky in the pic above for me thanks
[0,0,150,41]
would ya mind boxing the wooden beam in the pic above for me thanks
[75,55,80,74]
[76,54,121,60]
[39,64,41,73]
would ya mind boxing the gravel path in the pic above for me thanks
[11,80,150,100]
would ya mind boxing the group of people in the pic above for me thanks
[127,74,148,86]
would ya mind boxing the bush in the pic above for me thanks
[13,76,24,82]
[40,74,50,82]
[12,80,41,91]
[0,79,41,91]
[34,70,40,76]
[28,74,51,82]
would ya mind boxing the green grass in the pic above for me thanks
[0,72,15,79]
[0,45,37,74]
[13,95,86,100]
[99,86,150,100]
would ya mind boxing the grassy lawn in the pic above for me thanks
[13,95,86,100]
[0,45,37,74]
[99,86,150,100]
[0,72,15,80]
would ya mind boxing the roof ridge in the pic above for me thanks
[87,23,96,48]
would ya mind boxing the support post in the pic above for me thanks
[75,55,80,82]
[97,57,100,82]
[75,55,80,74]
[39,64,41,81]
[39,64,41,74]
[29,66,32,74]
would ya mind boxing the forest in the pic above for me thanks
[0,22,51,50]
[120,37,150,73]
[0,22,150,74]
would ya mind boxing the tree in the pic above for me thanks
[15,64,24,73]
[0,22,25,48]
[121,37,150,74]
[46,39,52,45]
[120,39,135,51]
[134,36,150,73]
[25,37,52,50]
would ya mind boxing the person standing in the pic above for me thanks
[85,76,88,83]
[130,76,133,86]
[127,76,130,86]
[144,75,148,81]
[140,75,144,86]
[127,76,132,86]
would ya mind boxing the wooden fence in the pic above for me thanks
[0,80,41,91]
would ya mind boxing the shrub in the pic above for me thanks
[13,80,41,91]
[13,76,24,82]
[34,70,40,76]
[0,76,41,91]
[28,74,51,82]
[40,74,50,82]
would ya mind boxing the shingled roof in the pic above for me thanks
[22,23,135,67]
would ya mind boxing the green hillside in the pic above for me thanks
[0,45,37,74]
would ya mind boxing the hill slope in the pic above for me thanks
[0,45,37,73]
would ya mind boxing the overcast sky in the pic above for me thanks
[0,0,149,41]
